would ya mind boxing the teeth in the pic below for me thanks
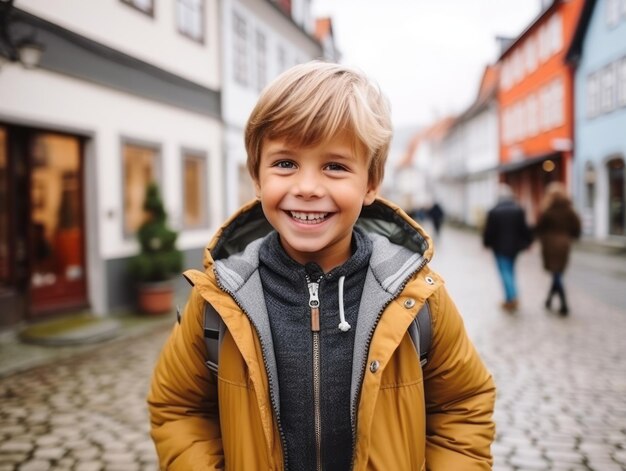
[290,211,328,222]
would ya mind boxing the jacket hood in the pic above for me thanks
[202,197,433,270]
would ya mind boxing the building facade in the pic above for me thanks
[568,0,626,243]
[0,0,222,327]
[498,0,584,221]
[393,117,454,217]
[440,65,500,227]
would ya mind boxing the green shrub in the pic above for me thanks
[129,182,183,283]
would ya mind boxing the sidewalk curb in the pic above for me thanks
[0,314,174,379]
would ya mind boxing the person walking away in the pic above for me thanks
[535,182,581,316]
[482,184,533,312]
[428,201,445,238]
[147,61,495,470]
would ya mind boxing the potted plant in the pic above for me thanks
[129,182,183,314]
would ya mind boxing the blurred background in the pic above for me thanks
[0,0,625,470]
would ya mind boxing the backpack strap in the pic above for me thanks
[203,302,225,374]
[408,301,432,367]
[200,300,433,373]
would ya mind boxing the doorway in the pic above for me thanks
[0,124,88,323]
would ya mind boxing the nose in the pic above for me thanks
[292,168,324,199]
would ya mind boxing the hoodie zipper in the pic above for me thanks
[214,270,290,470]
[306,274,324,471]
[349,257,429,470]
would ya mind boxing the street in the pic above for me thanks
[1,225,625,471]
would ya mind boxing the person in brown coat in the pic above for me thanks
[535,182,581,316]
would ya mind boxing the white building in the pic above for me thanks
[393,118,455,216]
[221,0,325,216]
[438,65,500,228]
[0,0,222,327]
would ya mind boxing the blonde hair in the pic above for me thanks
[541,181,570,212]
[245,61,393,187]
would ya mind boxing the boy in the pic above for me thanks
[148,61,495,470]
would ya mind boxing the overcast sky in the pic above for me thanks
[311,0,543,128]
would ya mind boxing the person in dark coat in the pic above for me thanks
[535,182,581,316]
[482,184,533,311]
[428,202,445,238]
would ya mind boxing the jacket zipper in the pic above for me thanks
[349,257,429,470]
[214,270,290,470]
[306,274,323,471]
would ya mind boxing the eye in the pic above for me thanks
[272,160,296,169]
[325,162,348,172]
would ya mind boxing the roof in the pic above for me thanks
[566,0,597,64]
[396,116,456,169]
[315,17,333,41]
[455,64,499,124]
[498,0,560,60]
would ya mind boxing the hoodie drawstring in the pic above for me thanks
[337,275,351,332]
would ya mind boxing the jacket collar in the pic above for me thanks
[204,197,433,270]
[207,198,435,427]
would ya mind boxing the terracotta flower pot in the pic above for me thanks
[137,281,174,315]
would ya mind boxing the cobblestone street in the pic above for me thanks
[0,328,170,471]
[1,226,625,470]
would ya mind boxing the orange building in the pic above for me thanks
[498,0,585,220]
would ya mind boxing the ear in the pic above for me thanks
[363,183,379,206]
[253,179,262,199]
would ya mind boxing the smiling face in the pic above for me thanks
[255,133,379,272]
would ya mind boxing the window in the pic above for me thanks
[538,23,550,63]
[539,85,551,131]
[600,63,616,114]
[607,0,621,27]
[587,71,600,118]
[177,0,204,43]
[513,51,523,83]
[277,45,287,74]
[584,162,596,209]
[502,107,511,145]
[618,58,626,108]
[526,94,539,137]
[550,14,562,55]
[123,142,160,235]
[233,12,248,86]
[182,152,208,228]
[121,0,154,16]
[607,158,625,236]
[551,79,564,128]
[524,37,537,74]
[517,101,527,141]
[256,30,267,91]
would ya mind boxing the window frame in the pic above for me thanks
[120,137,162,239]
[606,0,621,27]
[617,57,626,109]
[180,148,209,230]
[606,156,626,236]
[233,11,248,86]
[176,0,206,44]
[120,0,155,17]
[600,63,617,115]
[256,29,267,92]
[587,70,601,119]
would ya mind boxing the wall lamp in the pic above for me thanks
[0,0,44,70]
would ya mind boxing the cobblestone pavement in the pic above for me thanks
[0,328,171,471]
[0,226,625,470]
[431,226,626,471]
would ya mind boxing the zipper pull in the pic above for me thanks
[307,277,321,332]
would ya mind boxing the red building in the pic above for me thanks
[498,0,585,220]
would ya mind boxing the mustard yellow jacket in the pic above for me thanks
[148,198,496,470]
